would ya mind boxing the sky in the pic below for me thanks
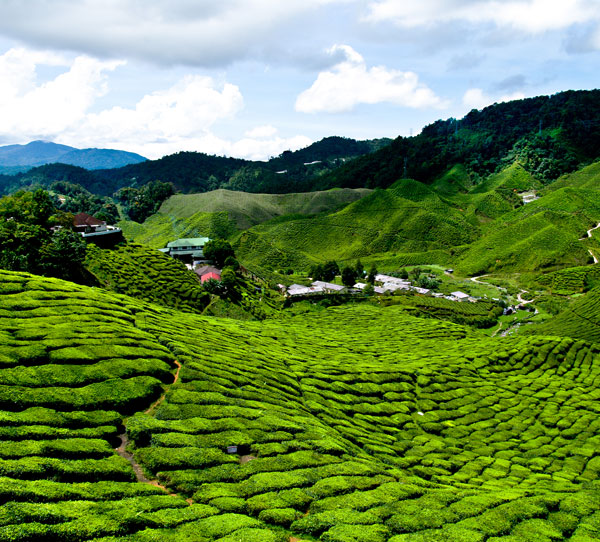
[0,0,599,161]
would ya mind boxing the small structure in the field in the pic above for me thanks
[163,237,211,264]
[414,287,431,295]
[451,291,470,302]
[72,212,123,247]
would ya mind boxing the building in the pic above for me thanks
[161,237,211,263]
[194,265,222,283]
[72,212,123,247]
[311,281,347,293]
[451,291,470,302]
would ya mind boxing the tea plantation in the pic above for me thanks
[1,269,599,541]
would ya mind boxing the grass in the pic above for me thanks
[1,265,600,540]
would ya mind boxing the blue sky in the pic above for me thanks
[0,0,598,160]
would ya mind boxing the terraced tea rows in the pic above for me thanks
[85,243,210,313]
[1,271,599,541]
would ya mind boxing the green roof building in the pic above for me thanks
[164,237,211,262]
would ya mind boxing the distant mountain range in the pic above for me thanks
[0,136,390,196]
[0,140,147,173]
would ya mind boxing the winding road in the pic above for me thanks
[579,222,600,264]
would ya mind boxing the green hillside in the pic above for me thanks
[159,188,373,230]
[526,286,600,343]
[318,89,600,191]
[454,185,600,275]
[1,269,600,541]
[233,183,476,270]
[120,188,372,250]
[85,244,211,313]
[117,158,600,279]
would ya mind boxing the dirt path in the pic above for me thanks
[470,274,489,285]
[579,222,600,240]
[517,290,534,305]
[145,360,182,415]
[579,222,600,264]
[114,360,190,502]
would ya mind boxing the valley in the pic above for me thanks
[1,90,600,541]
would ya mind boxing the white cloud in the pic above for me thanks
[295,45,446,113]
[0,0,349,67]
[230,135,313,161]
[365,0,599,35]
[0,47,310,161]
[462,88,526,110]
[79,76,244,144]
[0,48,122,137]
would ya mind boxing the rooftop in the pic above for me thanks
[166,237,211,249]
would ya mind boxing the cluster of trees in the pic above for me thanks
[50,181,119,224]
[201,239,239,296]
[316,89,600,191]
[0,189,88,281]
[309,259,377,288]
[114,180,174,223]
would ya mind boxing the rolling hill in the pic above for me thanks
[119,187,373,249]
[0,269,599,541]
[122,159,600,276]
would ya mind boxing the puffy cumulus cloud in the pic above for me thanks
[0,0,349,67]
[295,45,446,113]
[79,76,244,146]
[462,88,526,110]
[0,48,122,138]
[0,47,309,160]
[365,0,600,35]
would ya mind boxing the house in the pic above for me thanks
[201,272,221,283]
[162,237,211,263]
[72,212,123,247]
[287,284,325,297]
[451,291,470,302]
[73,212,106,233]
[194,265,222,283]
[311,281,347,293]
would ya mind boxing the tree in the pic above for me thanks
[367,264,378,284]
[0,189,88,281]
[220,267,238,293]
[398,268,408,279]
[203,239,235,268]
[38,229,87,280]
[341,266,358,288]
[363,282,375,296]
[355,259,364,278]
[322,260,340,282]
[310,264,324,281]
[224,255,240,271]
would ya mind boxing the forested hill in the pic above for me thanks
[314,89,600,190]
[1,90,599,198]
[0,136,389,197]
[93,136,391,194]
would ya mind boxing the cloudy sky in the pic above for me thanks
[0,0,599,160]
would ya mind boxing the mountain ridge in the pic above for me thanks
[0,140,147,171]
